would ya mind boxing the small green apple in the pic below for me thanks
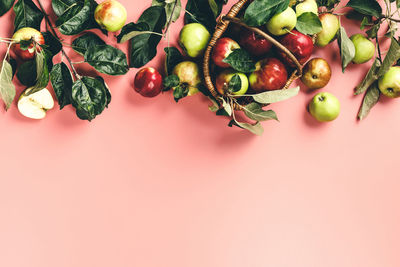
[179,23,211,58]
[309,92,340,122]
[18,88,54,119]
[296,0,318,17]
[378,66,400,98]
[215,70,249,96]
[316,13,339,47]
[266,7,297,36]
[350,34,375,64]
[172,61,202,96]
[94,0,127,32]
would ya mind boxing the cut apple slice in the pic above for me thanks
[17,88,54,119]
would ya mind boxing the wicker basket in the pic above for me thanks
[203,0,304,111]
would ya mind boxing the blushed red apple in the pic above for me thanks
[12,27,45,61]
[134,67,163,97]
[211,37,240,68]
[278,30,314,67]
[239,29,273,57]
[249,58,288,92]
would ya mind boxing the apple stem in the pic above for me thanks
[35,0,81,80]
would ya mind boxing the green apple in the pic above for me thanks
[350,34,375,64]
[296,0,318,16]
[179,23,211,58]
[266,7,297,36]
[18,88,54,119]
[308,92,340,122]
[215,70,249,96]
[316,13,339,47]
[94,0,127,32]
[378,66,400,98]
[172,61,202,96]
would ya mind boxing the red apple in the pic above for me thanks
[12,27,45,61]
[278,30,314,67]
[249,58,288,92]
[134,67,163,97]
[239,29,273,57]
[211,37,240,68]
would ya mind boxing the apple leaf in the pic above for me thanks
[228,74,242,93]
[24,50,50,96]
[296,12,322,35]
[17,60,37,87]
[13,0,44,32]
[316,0,339,10]
[252,86,299,104]
[52,0,82,17]
[42,32,62,57]
[337,26,355,73]
[358,82,380,120]
[163,74,180,90]
[243,103,279,122]
[84,44,129,76]
[50,62,74,109]
[221,98,233,116]
[184,0,225,32]
[222,49,255,73]
[55,0,94,36]
[152,0,182,28]
[116,22,150,43]
[9,57,17,78]
[0,58,16,110]
[243,0,290,27]
[229,119,264,136]
[346,0,382,18]
[72,32,105,56]
[377,38,400,77]
[354,58,381,95]
[164,47,183,75]
[173,84,189,102]
[0,0,15,17]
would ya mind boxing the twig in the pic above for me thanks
[164,0,179,38]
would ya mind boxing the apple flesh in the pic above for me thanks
[179,23,210,58]
[212,37,240,68]
[350,34,375,64]
[134,67,163,98]
[308,92,340,122]
[12,27,45,61]
[316,13,339,47]
[95,0,127,32]
[266,7,297,36]
[172,61,201,96]
[278,30,314,66]
[301,58,331,90]
[18,88,54,119]
[249,58,288,92]
[296,0,319,17]
[216,70,249,96]
[239,29,273,57]
[378,66,400,98]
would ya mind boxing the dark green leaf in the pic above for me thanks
[84,44,129,76]
[152,0,182,28]
[72,32,105,55]
[366,23,380,38]
[13,0,44,32]
[17,60,36,86]
[296,12,322,35]
[0,58,16,110]
[52,0,81,17]
[18,39,32,51]
[116,22,149,43]
[222,49,255,73]
[184,0,225,31]
[316,0,339,10]
[95,76,111,108]
[243,0,289,27]
[56,0,94,35]
[346,0,382,18]
[228,74,241,93]
[50,62,73,109]
[358,82,380,120]
[377,38,400,77]
[42,31,62,57]
[173,84,189,102]
[27,50,49,95]
[337,26,355,72]
[8,57,17,78]
[163,74,180,89]
[164,46,183,75]
[252,86,300,104]
[0,0,15,16]
[243,102,279,122]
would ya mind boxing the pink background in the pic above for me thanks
[1,1,400,266]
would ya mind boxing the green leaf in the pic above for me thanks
[337,26,355,72]
[52,0,81,17]
[71,76,108,121]
[252,86,300,104]
[95,76,111,108]
[50,62,73,109]
[13,0,44,32]
[227,74,241,93]
[163,74,180,89]
[42,31,62,57]
[18,39,32,51]
[184,0,225,31]
[173,84,189,102]
[354,58,381,95]
[164,46,183,75]
[296,12,322,35]
[9,57,17,78]
[377,38,400,77]
[243,0,289,27]
[366,23,380,38]
[17,60,36,86]
[243,102,279,122]
[152,0,182,28]
[346,0,382,18]
[116,22,150,43]
[358,82,380,120]
[84,44,129,76]
[222,49,255,73]
[72,32,105,56]
[0,58,16,110]
[56,0,94,35]
[27,50,49,95]
[221,98,232,116]
[229,120,264,136]
[0,0,15,17]
[316,0,339,10]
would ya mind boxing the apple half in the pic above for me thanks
[18,88,54,119]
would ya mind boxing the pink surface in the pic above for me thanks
[1,1,400,266]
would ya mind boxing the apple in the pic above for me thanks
[266,7,297,36]
[172,61,201,96]
[94,0,127,32]
[179,23,210,58]
[316,13,339,47]
[301,58,331,90]
[378,66,400,98]
[212,37,240,68]
[215,70,249,95]
[12,27,45,61]
[239,29,273,57]
[134,67,163,97]
[249,58,288,92]
[350,34,375,64]
[296,0,318,17]
[18,88,54,119]
[308,92,340,122]
[278,30,314,66]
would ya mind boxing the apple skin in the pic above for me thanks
[239,29,273,57]
[350,34,375,64]
[211,37,240,68]
[316,13,339,47]
[12,27,45,61]
[134,67,163,98]
[215,70,249,96]
[266,7,297,36]
[278,30,314,66]
[249,58,288,92]
[309,92,340,122]
[378,66,400,98]
[172,61,201,96]
[94,0,127,32]
[179,23,210,58]
[296,0,318,17]
[301,58,331,90]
